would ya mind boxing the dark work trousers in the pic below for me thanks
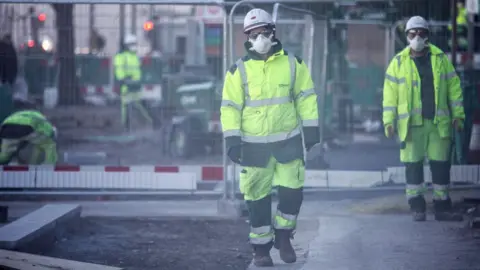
[405,160,453,213]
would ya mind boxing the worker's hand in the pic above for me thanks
[227,145,242,164]
[453,118,463,131]
[385,125,394,138]
[51,126,58,140]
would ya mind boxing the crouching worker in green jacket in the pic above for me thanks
[0,100,57,165]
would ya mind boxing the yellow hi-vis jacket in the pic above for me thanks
[0,110,57,164]
[383,44,465,142]
[221,41,319,167]
[114,51,142,95]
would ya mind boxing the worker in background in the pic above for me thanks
[114,34,153,130]
[0,98,57,165]
[0,33,17,123]
[383,16,465,223]
[221,9,319,267]
[448,0,468,52]
[0,33,18,87]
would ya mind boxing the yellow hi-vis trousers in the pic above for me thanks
[240,156,304,245]
[400,119,451,163]
[120,91,153,128]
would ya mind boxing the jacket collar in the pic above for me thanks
[243,38,284,60]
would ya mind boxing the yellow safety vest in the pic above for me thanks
[113,51,142,95]
[221,48,318,144]
[383,44,465,141]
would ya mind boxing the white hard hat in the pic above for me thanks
[123,34,137,45]
[405,16,429,33]
[243,8,274,33]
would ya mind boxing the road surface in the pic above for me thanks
[5,192,479,270]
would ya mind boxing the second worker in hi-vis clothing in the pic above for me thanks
[383,16,465,223]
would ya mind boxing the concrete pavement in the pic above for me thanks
[303,214,480,270]
[4,197,480,270]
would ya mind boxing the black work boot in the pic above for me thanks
[430,162,464,222]
[434,198,463,222]
[412,212,426,222]
[405,162,427,222]
[252,242,274,267]
[274,229,296,263]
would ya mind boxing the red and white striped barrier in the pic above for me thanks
[0,165,197,190]
[1,164,479,190]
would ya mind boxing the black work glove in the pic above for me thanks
[303,127,320,152]
[227,145,242,164]
[305,141,317,152]
[225,136,242,164]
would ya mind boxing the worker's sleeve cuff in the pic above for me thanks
[225,136,242,151]
[303,127,319,145]
[384,123,393,136]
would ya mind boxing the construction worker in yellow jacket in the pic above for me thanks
[114,34,153,130]
[383,16,464,223]
[448,0,468,51]
[220,9,319,267]
[0,99,57,165]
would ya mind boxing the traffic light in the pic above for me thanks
[144,19,160,52]
[143,20,154,32]
[37,13,46,27]
[30,10,46,44]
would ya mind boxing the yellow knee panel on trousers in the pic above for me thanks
[239,156,305,201]
[400,119,451,163]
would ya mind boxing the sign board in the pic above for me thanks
[466,0,479,14]
[194,4,224,24]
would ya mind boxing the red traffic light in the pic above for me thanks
[38,13,46,22]
[143,21,154,31]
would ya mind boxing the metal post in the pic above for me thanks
[451,0,458,67]
[119,4,126,46]
[28,6,38,44]
[131,4,137,35]
[318,20,329,149]
[89,4,95,52]
[467,12,475,69]
[222,10,228,199]
[225,0,256,201]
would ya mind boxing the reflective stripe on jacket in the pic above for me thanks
[221,47,318,146]
[382,44,465,141]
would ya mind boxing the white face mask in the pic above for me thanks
[249,35,273,54]
[127,44,137,52]
[408,36,428,52]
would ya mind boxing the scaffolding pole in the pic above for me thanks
[451,0,458,68]
[119,4,126,48]
[467,12,475,69]
[89,4,95,51]
[131,4,137,35]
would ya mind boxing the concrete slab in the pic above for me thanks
[0,248,122,270]
[0,204,81,250]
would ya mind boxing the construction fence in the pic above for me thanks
[2,2,480,168]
